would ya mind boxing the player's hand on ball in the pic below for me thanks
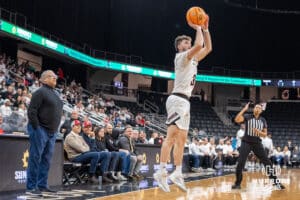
[201,15,209,30]
[188,22,202,31]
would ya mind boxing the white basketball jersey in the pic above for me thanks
[172,51,198,97]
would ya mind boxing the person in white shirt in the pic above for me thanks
[148,131,158,144]
[282,146,291,168]
[0,71,6,84]
[236,124,245,150]
[0,99,12,118]
[189,137,203,171]
[17,103,27,118]
[261,133,273,158]
[272,146,284,166]
[199,138,212,169]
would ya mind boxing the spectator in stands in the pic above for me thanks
[74,100,84,113]
[64,120,100,184]
[137,130,148,144]
[209,137,217,161]
[0,57,6,73]
[199,138,212,169]
[236,124,245,151]
[287,140,295,154]
[29,80,40,93]
[60,110,80,138]
[148,131,159,144]
[213,148,224,170]
[104,123,129,181]
[154,133,164,145]
[81,121,113,183]
[188,137,203,172]
[131,129,140,143]
[21,89,31,106]
[17,103,27,118]
[94,126,121,182]
[26,70,63,195]
[283,146,291,168]
[98,107,107,119]
[223,140,239,166]
[291,146,300,167]
[1,85,14,100]
[0,71,6,84]
[0,99,12,117]
[119,125,143,180]
[271,147,284,166]
[262,133,273,158]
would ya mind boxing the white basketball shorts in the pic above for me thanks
[165,95,190,130]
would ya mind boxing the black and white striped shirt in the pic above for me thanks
[242,114,267,143]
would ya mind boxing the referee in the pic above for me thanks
[232,102,285,190]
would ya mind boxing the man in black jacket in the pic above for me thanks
[118,125,143,180]
[26,70,63,195]
[104,123,130,180]
[81,121,113,183]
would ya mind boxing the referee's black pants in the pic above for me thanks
[235,141,278,186]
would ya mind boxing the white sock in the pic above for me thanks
[160,162,167,171]
[175,165,182,173]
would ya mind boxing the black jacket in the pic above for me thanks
[28,85,63,133]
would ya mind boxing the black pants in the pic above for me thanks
[235,141,278,186]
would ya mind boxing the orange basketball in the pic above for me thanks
[186,7,207,26]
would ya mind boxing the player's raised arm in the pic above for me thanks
[195,15,212,62]
[186,22,204,60]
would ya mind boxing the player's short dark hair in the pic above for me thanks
[174,35,192,51]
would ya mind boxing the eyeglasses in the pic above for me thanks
[48,75,57,79]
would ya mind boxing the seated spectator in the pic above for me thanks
[188,137,203,172]
[0,70,6,83]
[74,100,84,113]
[154,133,164,145]
[29,80,40,93]
[95,126,123,181]
[283,146,291,168]
[64,120,100,184]
[271,146,284,166]
[291,146,300,167]
[119,125,143,180]
[60,110,80,138]
[17,103,27,118]
[223,140,239,166]
[148,131,158,144]
[213,148,225,170]
[137,130,148,144]
[199,138,211,169]
[104,123,129,181]
[0,99,12,118]
[81,121,113,183]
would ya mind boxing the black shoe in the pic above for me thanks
[89,176,99,184]
[133,173,144,180]
[274,183,285,190]
[102,174,113,183]
[39,187,57,194]
[25,189,42,196]
[231,184,241,189]
[128,175,137,181]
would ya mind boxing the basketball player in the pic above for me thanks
[153,17,212,192]
[232,102,285,190]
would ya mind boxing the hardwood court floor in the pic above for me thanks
[93,169,300,200]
